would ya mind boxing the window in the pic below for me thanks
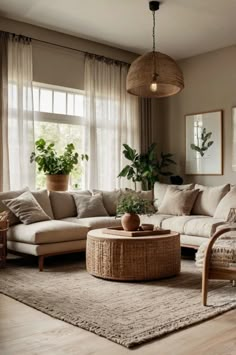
[33,82,86,189]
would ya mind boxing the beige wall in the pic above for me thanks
[0,17,137,90]
[160,45,236,185]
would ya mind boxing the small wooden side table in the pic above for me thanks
[0,220,9,268]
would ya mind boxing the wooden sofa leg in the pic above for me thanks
[38,256,44,272]
[202,270,208,306]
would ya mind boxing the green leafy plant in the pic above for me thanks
[118,143,176,191]
[190,128,214,157]
[30,138,88,175]
[116,193,154,216]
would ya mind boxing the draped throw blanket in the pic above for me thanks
[84,54,140,190]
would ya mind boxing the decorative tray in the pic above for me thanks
[103,226,171,237]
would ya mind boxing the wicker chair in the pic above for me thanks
[199,226,236,306]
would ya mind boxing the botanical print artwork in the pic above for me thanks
[185,111,222,175]
[190,127,214,157]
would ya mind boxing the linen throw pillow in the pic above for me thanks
[192,184,230,217]
[153,182,195,211]
[158,186,199,216]
[2,191,51,225]
[92,189,121,215]
[0,187,29,225]
[73,193,109,218]
[214,186,236,220]
[49,190,91,219]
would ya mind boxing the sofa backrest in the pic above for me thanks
[49,190,91,219]
[0,188,54,225]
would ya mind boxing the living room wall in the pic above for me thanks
[0,16,161,156]
[160,45,236,186]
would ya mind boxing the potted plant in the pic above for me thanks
[118,143,176,190]
[116,193,154,231]
[30,138,88,191]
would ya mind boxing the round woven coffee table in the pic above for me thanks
[86,229,181,281]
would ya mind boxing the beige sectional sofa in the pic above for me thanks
[0,189,121,271]
[1,182,235,271]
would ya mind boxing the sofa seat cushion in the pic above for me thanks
[183,217,225,238]
[196,233,236,269]
[62,216,122,230]
[7,220,88,245]
[161,216,197,234]
[161,216,225,238]
[139,214,172,228]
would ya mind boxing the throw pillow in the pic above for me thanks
[2,191,51,225]
[158,186,199,216]
[31,189,54,219]
[153,182,195,211]
[92,189,121,215]
[214,186,236,220]
[49,190,91,219]
[0,187,29,225]
[192,184,230,217]
[73,193,109,218]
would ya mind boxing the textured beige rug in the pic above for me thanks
[0,256,235,348]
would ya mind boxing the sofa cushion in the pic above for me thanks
[161,216,197,234]
[158,187,199,216]
[139,214,172,228]
[214,186,236,220]
[49,190,91,219]
[160,215,225,238]
[31,189,54,219]
[7,220,88,244]
[62,216,122,230]
[0,187,28,225]
[183,217,225,238]
[92,189,121,215]
[3,191,51,225]
[153,182,194,210]
[192,184,230,216]
[73,194,108,218]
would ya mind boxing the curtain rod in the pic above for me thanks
[3,30,131,66]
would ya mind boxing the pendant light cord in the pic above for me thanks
[152,10,156,53]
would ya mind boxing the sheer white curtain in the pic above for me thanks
[84,54,140,190]
[8,36,35,190]
[0,32,9,191]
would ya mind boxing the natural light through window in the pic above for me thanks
[33,82,85,190]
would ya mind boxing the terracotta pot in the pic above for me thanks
[121,213,140,231]
[46,174,69,191]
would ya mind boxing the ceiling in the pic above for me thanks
[0,0,236,60]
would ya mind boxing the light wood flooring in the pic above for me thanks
[0,293,236,355]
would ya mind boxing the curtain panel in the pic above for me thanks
[84,54,140,190]
[0,32,9,191]
[7,35,35,190]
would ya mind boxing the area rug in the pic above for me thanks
[0,256,235,348]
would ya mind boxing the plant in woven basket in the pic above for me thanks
[30,138,88,191]
[117,193,154,231]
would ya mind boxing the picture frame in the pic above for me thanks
[232,107,236,172]
[185,110,223,175]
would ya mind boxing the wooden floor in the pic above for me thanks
[0,294,235,355]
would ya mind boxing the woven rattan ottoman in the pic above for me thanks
[86,229,181,281]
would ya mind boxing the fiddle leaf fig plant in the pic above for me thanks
[30,138,88,175]
[118,143,176,190]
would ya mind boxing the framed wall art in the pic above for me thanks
[232,107,236,171]
[185,110,223,175]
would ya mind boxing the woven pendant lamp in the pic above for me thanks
[127,1,184,98]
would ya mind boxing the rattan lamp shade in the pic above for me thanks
[127,51,184,98]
